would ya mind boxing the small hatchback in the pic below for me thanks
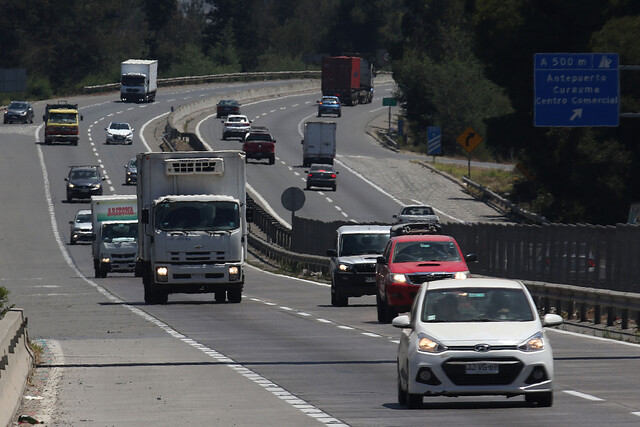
[393,277,563,409]
[3,101,34,124]
[317,96,341,117]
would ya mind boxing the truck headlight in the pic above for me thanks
[338,263,354,272]
[228,265,240,281]
[101,257,111,264]
[156,266,169,282]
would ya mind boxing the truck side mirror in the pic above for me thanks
[326,249,337,257]
[80,115,84,121]
[246,207,253,223]
[141,208,149,224]
[43,115,46,121]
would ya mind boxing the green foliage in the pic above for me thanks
[0,286,14,319]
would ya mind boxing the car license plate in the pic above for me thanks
[465,362,499,375]
[192,273,205,279]
[365,276,376,283]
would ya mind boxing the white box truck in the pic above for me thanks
[91,195,138,278]
[120,59,158,103]
[136,151,250,304]
[301,121,337,167]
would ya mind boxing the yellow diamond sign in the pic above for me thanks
[457,127,483,153]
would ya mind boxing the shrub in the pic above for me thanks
[0,286,14,319]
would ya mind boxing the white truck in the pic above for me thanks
[91,195,138,278]
[120,59,158,103]
[136,151,250,304]
[301,121,337,167]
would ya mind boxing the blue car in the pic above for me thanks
[317,96,341,117]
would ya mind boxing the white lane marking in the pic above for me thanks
[632,412,640,417]
[563,390,605,401]
[36,117,345,425]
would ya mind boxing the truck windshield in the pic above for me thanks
[49,112,77,124]
[102,223,138,243]
[122,75,146,86]
[339,233,390,256]
[155,201,240,232]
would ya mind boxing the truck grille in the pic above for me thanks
[165,158,224,176]
[354,263,377,273]
[407,272,455,285]
[111,253,136,260]
[169,251,227,263]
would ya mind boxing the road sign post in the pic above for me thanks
[382,97,397,132]
[456,127,483,178]
[534,53,619,127]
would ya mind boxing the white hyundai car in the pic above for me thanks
[393,277,563,409]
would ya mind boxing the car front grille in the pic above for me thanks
[442,357,523,386]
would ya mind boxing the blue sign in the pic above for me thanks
[534,53,619,127]
[427,126,441,155]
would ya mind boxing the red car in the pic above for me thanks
[375,224,477,323]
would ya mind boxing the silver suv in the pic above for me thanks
[69,209,93,244]
[326,225,390,306]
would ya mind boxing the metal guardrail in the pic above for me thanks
[83,70,322,93]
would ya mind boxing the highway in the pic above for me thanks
[2,80,640,426]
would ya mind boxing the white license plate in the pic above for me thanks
[465,362,499,375]
[192,273,205,279]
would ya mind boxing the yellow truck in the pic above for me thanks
[43,101,82,145]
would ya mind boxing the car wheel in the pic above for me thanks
[70,238,76,245]
[525,391,553,407]
[227,289,242,303]
[338,112,342,117]
[222,134,226,140]
[335,288,348,307]
[214,291,226,303]
[397,366,408,406]
[383,297,397,324]
[317,112,321,117]
[332,185,337,191]
[67,194,72,203]
[330,283,337,306]
[407,393,423,409]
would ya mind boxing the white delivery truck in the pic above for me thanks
[91,195,138,278]
[120,59,158,103]
[301,121,337,167]
[136,151,250,304]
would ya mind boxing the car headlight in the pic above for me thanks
[390,273,407,283]
[417,334,448,353]
[518,331,545,352]
[19,111,26,116]
[92,184,102,189]
[453,271,468,280]
[338,263,354,272]
[67,183,75,188]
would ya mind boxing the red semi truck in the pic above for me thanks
[321,56,374,106]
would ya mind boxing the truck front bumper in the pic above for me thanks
[152,263,244,293]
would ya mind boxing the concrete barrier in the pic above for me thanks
[0,309,34,426]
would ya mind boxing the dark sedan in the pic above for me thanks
[65,165,105,202]
[216,99,240,118]
[3,101,34,124]
[305,164,338,191]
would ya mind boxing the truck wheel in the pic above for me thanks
[99,262,108,278]
[45,138,52,145]
[214,291,226,303]
[335,289,348,307]
[227,289,242,303]
[94,261,100,278]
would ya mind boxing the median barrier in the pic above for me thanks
[0,309,34,426]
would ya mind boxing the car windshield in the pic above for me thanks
[402,206,434,216]
[9,102,27,109]
[128,159,136,168]
[339,233,390,256]
[155,200,240,232]
[110,123,130,130]
[76,213,92,223]
[71,169,99,180]
[392,240,460,262]
[219,100,236,106]
[421,288,535,322]
[102,223,138,243]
